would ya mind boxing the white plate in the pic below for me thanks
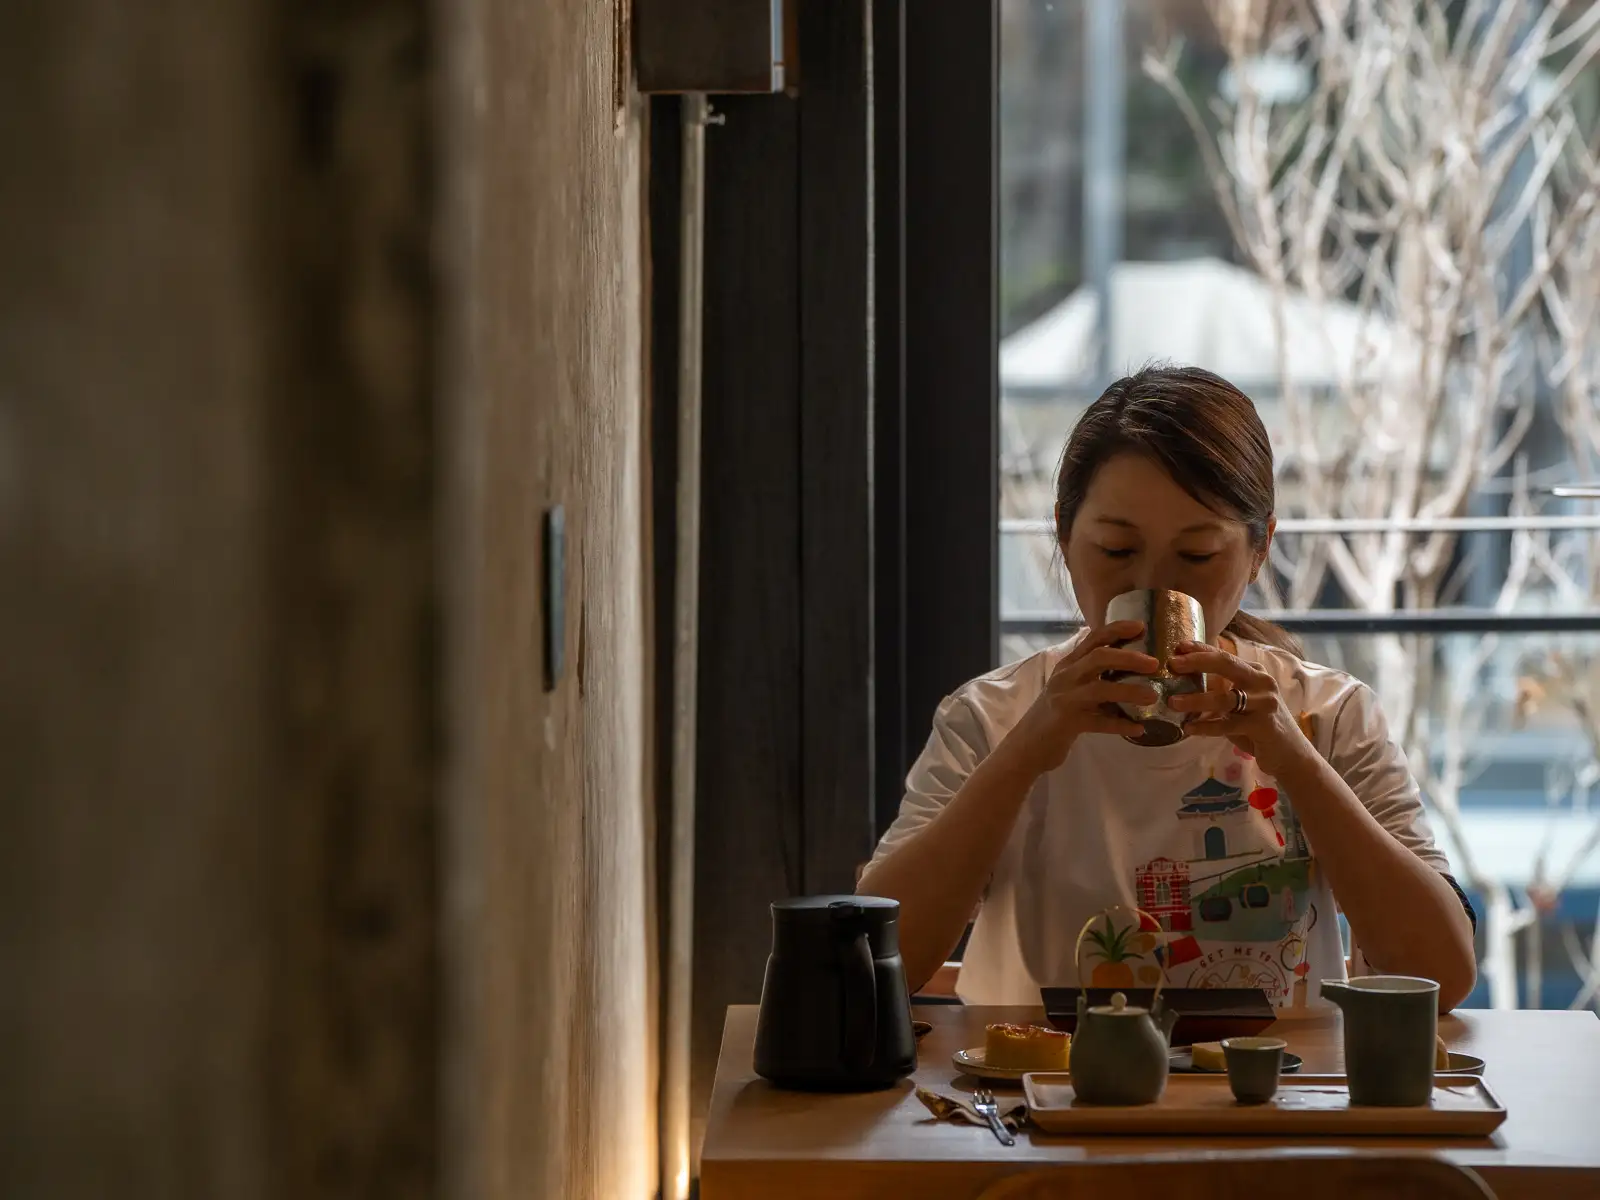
[1440,1052,1487,1076]
[952,1046,1064,1083]
[1166,1048,1483,1077]
[1170,1047,1303,1074]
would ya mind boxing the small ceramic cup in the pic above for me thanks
[1101,589,1207,746]
[1222,1036,1287,1105]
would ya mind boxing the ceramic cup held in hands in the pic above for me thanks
[1101,589,1207,747]
[1221,1036,1286,1105]
[1320,975,1440,1107]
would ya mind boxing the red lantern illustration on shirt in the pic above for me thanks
[1249,786,1285,847]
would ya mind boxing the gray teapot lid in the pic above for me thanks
[1087,991,1149,1017]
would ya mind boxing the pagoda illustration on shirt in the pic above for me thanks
[1132,767,1316,1002]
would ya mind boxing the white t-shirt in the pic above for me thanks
[869,636,1454,1011]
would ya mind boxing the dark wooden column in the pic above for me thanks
[0,2,441,1196]
[796,0,874,899]
[900,1,1000,775]
[266,5,439,1195]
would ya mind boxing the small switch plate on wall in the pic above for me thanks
[543,506,565,691]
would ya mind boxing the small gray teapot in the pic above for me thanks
[1070,907,1178,1106]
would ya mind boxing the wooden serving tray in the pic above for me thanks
[1023,1074,1508,1137]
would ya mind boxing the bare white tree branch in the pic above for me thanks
[1144,0,1600,1008]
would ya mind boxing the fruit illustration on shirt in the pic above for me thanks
[1083,919,1139,988]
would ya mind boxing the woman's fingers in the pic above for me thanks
[1078,711,1149,738]
[1077,644,1161,678]
[1167,687,1246,715]
[1184,715,1245,738]
[1170,642,1267,689]
[1085,679,1161,708]
[1060,620,1146,666]
[1166,643,1239,676]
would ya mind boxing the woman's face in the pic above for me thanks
[1062,452,1270,639]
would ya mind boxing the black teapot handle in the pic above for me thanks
[830,902,878,1072]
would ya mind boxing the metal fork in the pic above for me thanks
[971,1088,1015,1146]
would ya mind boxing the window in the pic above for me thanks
[995,0,1600,1010]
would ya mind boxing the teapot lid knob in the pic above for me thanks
[1110,992,1127,1011]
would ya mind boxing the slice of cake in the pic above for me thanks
[984,1022,1071,1071]
[1190,1041,1227,1072]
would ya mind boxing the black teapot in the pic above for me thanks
[752,895,917,1091]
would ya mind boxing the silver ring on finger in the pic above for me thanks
[1231,687,1249,715]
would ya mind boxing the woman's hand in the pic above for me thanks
[997,621,1161,780]
[1167,641,1312,778]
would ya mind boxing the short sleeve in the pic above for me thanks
[1326,683,1452,874]
[868,693,990,866]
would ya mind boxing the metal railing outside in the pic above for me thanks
[999,514,1600,636]
[1002,609,1600,636]
[1001,515,1600,536]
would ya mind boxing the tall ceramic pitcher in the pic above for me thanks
[1321,975,1439,1106]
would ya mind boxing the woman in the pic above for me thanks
[859,366,1477,1012]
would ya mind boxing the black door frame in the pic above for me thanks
[876,0,1000,836]
[649,0,883,1130]
[648,0,999,1134]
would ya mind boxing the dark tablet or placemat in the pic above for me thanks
[1041,986,1277,1044]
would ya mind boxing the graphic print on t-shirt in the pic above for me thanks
[1131,750,1319,1008]
[1078,910,1165,990]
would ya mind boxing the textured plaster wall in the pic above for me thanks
[441,0,655,1197]
[1,0,653,1195]
[0,2,275,1195]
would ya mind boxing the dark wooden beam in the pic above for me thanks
[798,0,873,893]
[871,0,907,838]
[690,88,804,1124]
[268,5,439,1194]
[901,1,999,752]
[646,92,685,1175]
[660,0,877,1131]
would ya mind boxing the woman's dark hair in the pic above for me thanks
[1054,363,1301,655]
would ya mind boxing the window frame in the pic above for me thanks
[887,1,1600,837]
[877,0,1001,837]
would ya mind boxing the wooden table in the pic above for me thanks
[700,1004,1600,1200]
